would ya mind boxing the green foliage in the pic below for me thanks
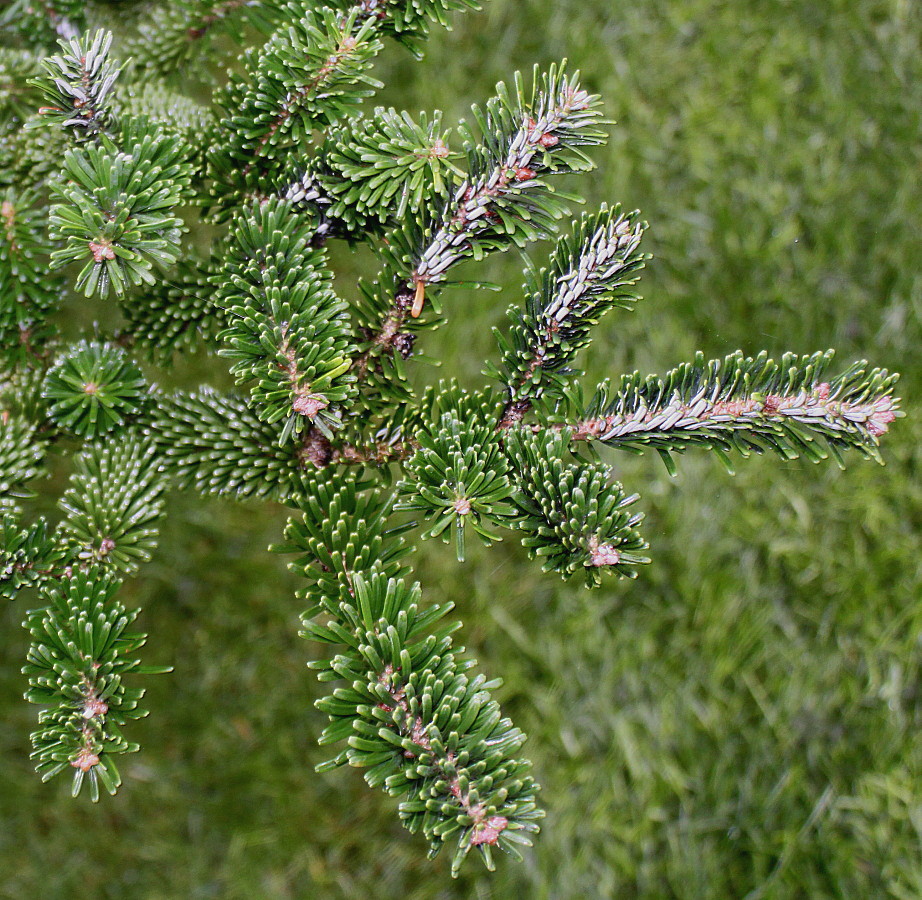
[209,6,384,199]
[23,567,167,802]
[0,186,62,357]
[321,108,462,223]
[0,515,65,601]
[0,414,45,513]
[57,436,167,572]
[575,350,900,472]
[216,197,357,441]
[0,0,913,890]
[124,0,284,77]
[304,567,542,875]
[493,205,647,405]
[0,47,40,125]
[154,389,302,500]
[28,29,121,135]
[43,339,149,437]
[281,474,413,605]
[396,408,515,560]
[506,427,649,585]
[117,255,226,361]
[326,0,483,56]
[0,0,85,47]
[48,128,193,297]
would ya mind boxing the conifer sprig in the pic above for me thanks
[57,436,167,572]
[320,108,462,224]
[0,515,65,600]
[411,64,607,292]
[216,198,357,441]
[116,255,227,361]
[283,480,542,874]
[494,205,647,420]
[29,30,122,137]
[209,6,384,200]
[0,48,41,125]
[342,0,483,55]
[505,428,649,586]
[0,187,62,358]
[153,389,302,501]
[569,351,901,472]
[0,414,46,514]
[352,65,606,398]
[48,129,194,297]
[125,0,284,76]
[43,340,150,438]
[23,568,169,802]
[395,410,515,561]
[0,0,83,46]
[0,0,905,879]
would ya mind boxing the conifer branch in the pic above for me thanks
[568,351,900,471]
[48,126,194,298]
[281,479,542,874]
[505,428,649,585]
[43,340,150,438]
[0,0,905,878]
[153,389,302,500]
[215,198,357,442]
[494,205,647,424]
[57,436,168,572]
[395,408,515,561]
[0,414,47,514]
[353,64,606,395]
[0,187,62,360]
[23,567,169,802]
[115,256,227,361]
[29,30,122,137]
[208,6,384,202]
[0,1,83,45]
[0,515,66,600]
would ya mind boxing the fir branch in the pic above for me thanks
[0,514,66,600]
[23,567,169,801]
[395,409,515,561]
[339,0,483,56]
[0,0,84,45]
[29,30,123,137]
[281,480,542,874]
[0,48,42,126]
[216,198,357,442]
[353,64,606,389]
[279,474,413,602]
[48,126,194,298]
[307,570,542,875]
[494,205,647,423]
[209,6,384,197]
[0,187,63,362]
[0,414,47,514]
[411,64,607,293]
[116,256,227,362]
[320,107,463,224]
[505,427,650,586]
[43,340,149,438]
[569,351,901,471]
[57,435,168,572]
[125,0,283,75]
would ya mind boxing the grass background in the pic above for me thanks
[2,0,921,896]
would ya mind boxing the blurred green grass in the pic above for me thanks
[2,1,921,896]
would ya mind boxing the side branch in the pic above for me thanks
[566,351,901,466]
